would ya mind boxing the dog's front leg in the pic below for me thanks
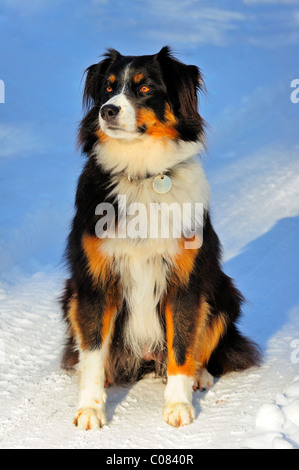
[163,300,197,427]
[163,373,195,428]
[74,347,108,430]
[68,290,117,430]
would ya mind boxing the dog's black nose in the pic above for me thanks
[100,104,120,122]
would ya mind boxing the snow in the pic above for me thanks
[0,0,299,450]
[244,378,299,449]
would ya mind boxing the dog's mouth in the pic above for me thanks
[106,125,123,132]
[100,121,145,141]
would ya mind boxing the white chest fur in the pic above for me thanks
[99,156,210,357]
[116,246,168,357]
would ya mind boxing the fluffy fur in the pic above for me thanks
[61,47,261,429]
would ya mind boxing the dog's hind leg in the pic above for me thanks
[192,367,214,391]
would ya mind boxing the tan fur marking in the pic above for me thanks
[137,105,179,139]
[171,237,199,286]
[133,73,144,83]
[165,301,197,377]
[67,296,84,349]
[165,296,225,378]
[82,234,112,286]
[96,129,110,143]
[197,313,227,366]
[102,303,117,343]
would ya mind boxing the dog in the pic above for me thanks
[60,46,261,430]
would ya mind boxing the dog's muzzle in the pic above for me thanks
[99,93,138,138]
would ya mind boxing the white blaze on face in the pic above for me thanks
[99,64,140,140]
[99,93,137,139]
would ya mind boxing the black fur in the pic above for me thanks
[61,47,262,384]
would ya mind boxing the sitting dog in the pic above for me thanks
[61,47,261,429]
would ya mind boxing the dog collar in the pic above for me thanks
[124,171,172,195]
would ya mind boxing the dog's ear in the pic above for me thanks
[78,49,122,153]
[82,49,122,109]
[156,46,204,120]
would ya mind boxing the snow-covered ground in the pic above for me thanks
[0,0,298,450]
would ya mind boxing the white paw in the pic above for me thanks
[163,402,195,427]
[73,407,107,430]
[193,368,214,391]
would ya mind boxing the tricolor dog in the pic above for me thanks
[61,47,261,429]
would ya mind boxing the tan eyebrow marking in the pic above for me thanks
[108,74,116,83]
[133,73,144,83]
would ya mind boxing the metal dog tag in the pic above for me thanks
[153,174,172,194]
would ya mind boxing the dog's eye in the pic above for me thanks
[140,86,150,93]
[106,85,113,93]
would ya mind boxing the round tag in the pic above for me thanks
[153,174,172,194]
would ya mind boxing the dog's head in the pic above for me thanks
[79,47,205,173]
